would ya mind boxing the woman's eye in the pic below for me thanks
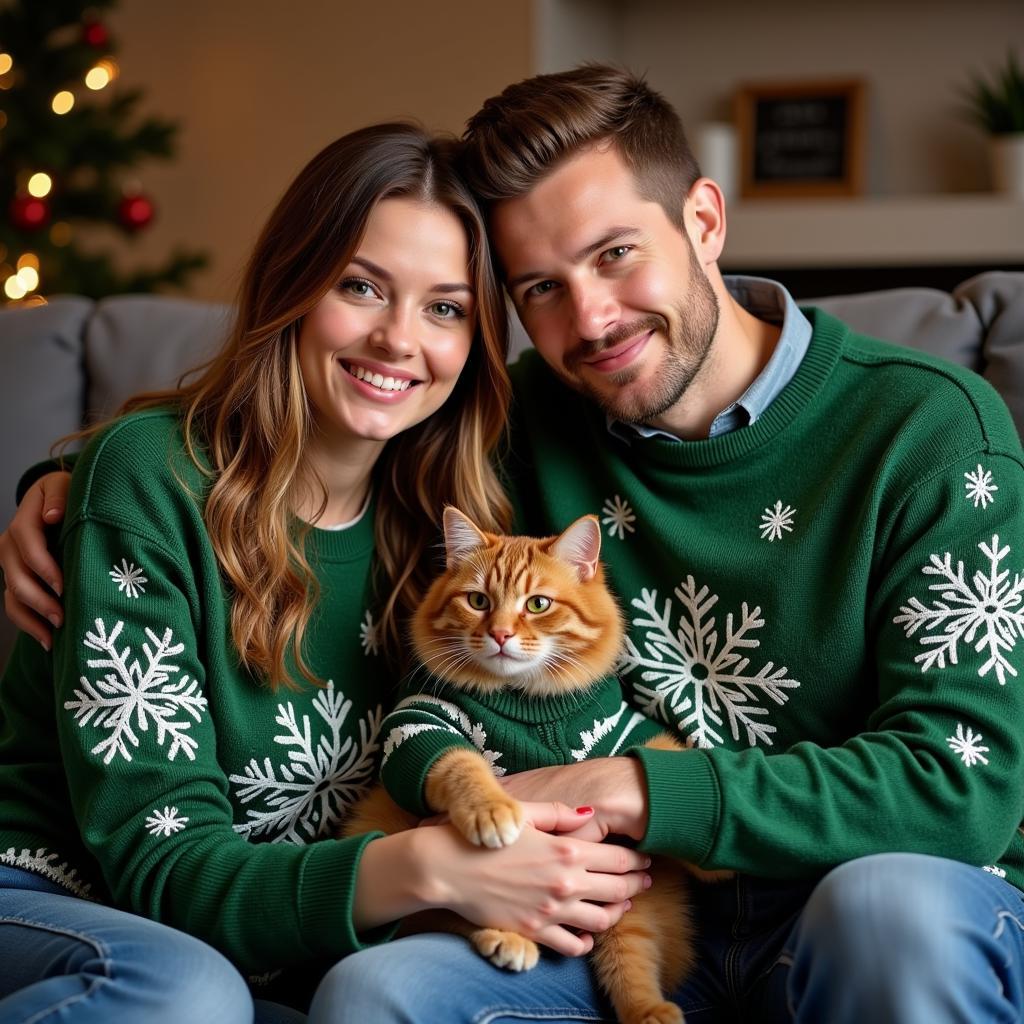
[467,592,490,610]
[429,300,466,320]
[525,595,551,614]
[340,277,378,299]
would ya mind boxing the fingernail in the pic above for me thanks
[643,857,652,869]
[575,806,593,814]
[49,614,61,628]
[38,637,50,653]
[44,509,60,519]
[643,874,652,889]
[624,899,633,911]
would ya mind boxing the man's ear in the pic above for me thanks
[442,506,489,568]
[549,515,601,582]
[685,178,726,265]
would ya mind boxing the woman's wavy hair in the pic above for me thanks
[105,124,511,689]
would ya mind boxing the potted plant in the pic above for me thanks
[962,51,1024,197]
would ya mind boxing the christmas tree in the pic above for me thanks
[0,0,207,304]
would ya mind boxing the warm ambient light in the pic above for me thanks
[85,66,110,90]
[16,266,39,291]
[27,173,52,198]
[0,54,12,75]
[17,253,39,271]
[4,275,27,300]
[52,90,74,114]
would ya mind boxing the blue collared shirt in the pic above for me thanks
[609,275,812,443]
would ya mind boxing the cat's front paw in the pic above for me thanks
[471,928,539,971]
[453,796,523,848]
[620,1001,685,1024]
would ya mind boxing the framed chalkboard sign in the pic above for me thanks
[735,79,866,198]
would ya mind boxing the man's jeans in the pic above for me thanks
[312,853,1024,1023]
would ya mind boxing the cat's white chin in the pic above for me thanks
[475,654,535,678]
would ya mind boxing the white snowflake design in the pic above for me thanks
[0,847,94,900]
[759,501,796,542]
[382,695,506,776]
[109,558,148,598]
[359,610,380,657]
[570,701,648,761]
[617,579,800,748]
[893,535,1024,685]
[229,683,382,844]
[601,495,637,541]
[964,465,998,510]
[145,805,189,837]
[946,723,990,768]
[64,619,208,764]
[984,865,1008,878]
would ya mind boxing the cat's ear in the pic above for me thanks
[443,506,489,568]
[550,515,602,581]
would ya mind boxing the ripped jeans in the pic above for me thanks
[313,853,1024,1023]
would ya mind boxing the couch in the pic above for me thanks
[2,272,1024,668]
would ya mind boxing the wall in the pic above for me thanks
[107,0,533,300]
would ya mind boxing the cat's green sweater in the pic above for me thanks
[502,308,1024,888]
[380,675,665,815]
[0,409,397,973]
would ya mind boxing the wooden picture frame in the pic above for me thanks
[735,79,867,199]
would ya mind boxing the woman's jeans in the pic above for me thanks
[311,853,1024,1023]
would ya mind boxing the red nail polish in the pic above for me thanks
[575,806,594,814]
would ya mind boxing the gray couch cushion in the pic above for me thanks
[85,296,232,421]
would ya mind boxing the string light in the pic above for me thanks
[0,54,12,75]
[52,90,74,114]
[17,253,39,271]
[50,222,73,246]
[4,275,26,300]
[16,265,39,291]
[85,58,118,91]
[27,172,52,198]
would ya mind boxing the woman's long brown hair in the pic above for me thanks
[95,124,511,689]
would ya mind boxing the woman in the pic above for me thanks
[0,123,649,1022]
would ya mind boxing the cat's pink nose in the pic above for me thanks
[490,629,514,647]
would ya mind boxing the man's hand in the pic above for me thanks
[499,757,650,843]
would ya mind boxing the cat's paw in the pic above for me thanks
[620,1001,685,1024]
[453,796,523,848]
[471,928,539,971]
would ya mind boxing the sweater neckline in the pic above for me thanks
[302,497,376,562]
[600,307,846,469]
[461,674,623,724]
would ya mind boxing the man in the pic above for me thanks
[6,65,1024,1021]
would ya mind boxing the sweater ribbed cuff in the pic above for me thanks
[631,747,721,863]
[381,732,474,817]
[299,831,400,956]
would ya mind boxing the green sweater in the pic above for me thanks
[380,675,664,817]
[0,409,397,973]
[506,308,1024,888]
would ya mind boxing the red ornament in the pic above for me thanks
[9,194,50,231]
[118,193,155,231]
[82,19,109,48]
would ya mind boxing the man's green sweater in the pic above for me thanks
[0,410,397,973]
[505,308,1024,888]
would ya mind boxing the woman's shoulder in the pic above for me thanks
[67,407,208,530]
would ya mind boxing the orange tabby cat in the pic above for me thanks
[344,508,727,1024]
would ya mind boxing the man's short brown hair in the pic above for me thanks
[461,63,700,230]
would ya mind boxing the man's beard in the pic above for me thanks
[561,245,720,425]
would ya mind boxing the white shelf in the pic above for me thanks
[720,195,1024,269]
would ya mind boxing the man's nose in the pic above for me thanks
[569,281,619,341]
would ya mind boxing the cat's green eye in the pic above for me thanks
[525,595,552,614]
[466,592,490,611]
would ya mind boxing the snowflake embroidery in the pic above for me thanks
[109,558,148,598]
[64,619,208,764]
[229,683,382,844]
[984,865,1008,878]
[382,695,506,775]
[946,722,990,767]
[964,465,998,509]
[145,805,189,837]
[570,701,648,761]
[359,610,380,657]
[617,579,800,748]
[759,501,796,542]
[0,847,94,900]
[893,535,1024,685]
[601,495,637,540]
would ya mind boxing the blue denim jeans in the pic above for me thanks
[0,865,304,1024]
[309,853,1024,1023]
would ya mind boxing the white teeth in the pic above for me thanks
[346,365,413,392]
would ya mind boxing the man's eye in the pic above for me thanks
[603,245,632,262]
[525,280,558,299]
[466,592,490,610]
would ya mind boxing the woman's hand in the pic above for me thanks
[354,801,651,957]
[0,471,70,649]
